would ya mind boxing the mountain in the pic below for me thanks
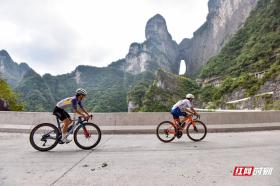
[16,64,137,112]
[0,14,182,112]
[179,0,259,76]
[2,0,270,112]
[112,14,180,75]
[129,0,280,111]
[199,0,280,110]
[0,50,136,111]
[14,69,56,111]
[44,65,135,112]
[0,50,32,87]
[132,69,199,112]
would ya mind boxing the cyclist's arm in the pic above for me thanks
[80,107,90,117]
[73,108,87,117]
[78,101,90,117]
[72,99,87,117]
[190,107,200,116]
[184,108,199,116]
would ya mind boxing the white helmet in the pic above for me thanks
[76,88,87,96]
[186,94,194,99]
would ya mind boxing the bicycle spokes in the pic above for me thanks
[186,121,207,141]
[41,131,57,141]
[161,126,175,138]
[163,126,174,135]
[30,123,59,151]
[74,123,101,150]
[156,121,177,142]
[37,130,56,147]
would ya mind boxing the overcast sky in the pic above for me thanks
[0,0,208,75]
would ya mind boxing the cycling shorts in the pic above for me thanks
[171,107,187,119]
[53,106,70,121]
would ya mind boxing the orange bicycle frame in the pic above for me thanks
[173,115,196,129]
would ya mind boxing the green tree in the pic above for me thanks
[0,78,24,111]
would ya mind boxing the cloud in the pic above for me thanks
[0,0,208,75]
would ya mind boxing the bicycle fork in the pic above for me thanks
[81,125,90,138]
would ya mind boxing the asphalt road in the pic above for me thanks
[0,131,279,186]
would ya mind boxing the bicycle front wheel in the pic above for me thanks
[74,123,102,150]
[186,120,207,142]
[156,121,177,143]
[29,123,59,151]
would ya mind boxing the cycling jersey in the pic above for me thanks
[171,99,192,119]
[171,99,192,111]
[56,96,83,110]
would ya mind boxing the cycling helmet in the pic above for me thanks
[76,88,87,96]
[186,94,195,99]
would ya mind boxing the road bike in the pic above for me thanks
[156,114,207,142]
[30,115,101,151]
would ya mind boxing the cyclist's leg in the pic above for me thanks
[173,117,180,127]
[181,112,188,123]
[54,107,71,138]
[61,118,71,134]
[61,111,71,136]
[171,108,184,138]
[170,108,181,127]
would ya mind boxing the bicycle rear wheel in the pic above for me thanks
[29,123,59,151]
[74,123,101,150]
[156,121,177,143]
[186,120,207,142]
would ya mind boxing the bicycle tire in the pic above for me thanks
[29,123,60,151]
[156,121,177,143]
[186,120,207,142]
[73,122,102,150]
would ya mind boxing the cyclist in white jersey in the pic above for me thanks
[53,88,90,143]
[171,94,200,129]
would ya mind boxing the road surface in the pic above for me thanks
[0,131,279,186]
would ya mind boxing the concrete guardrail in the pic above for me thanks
[0,111,280,126]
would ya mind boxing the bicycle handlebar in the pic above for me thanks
[191,114,200,120]
[79,114,93,122]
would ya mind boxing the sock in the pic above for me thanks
[62,133,66,139]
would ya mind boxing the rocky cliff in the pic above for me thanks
[199,0,280,110]
[0,98,9,111]
[179,0,259,76]
[0,50,32,87]
[115,14,180,75]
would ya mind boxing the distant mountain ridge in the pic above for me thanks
[0,0,264,111]
[0,50,32,87]
[0,13,183,112]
